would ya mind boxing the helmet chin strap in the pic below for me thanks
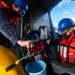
[61,29,73,39]
[15,6,20,11]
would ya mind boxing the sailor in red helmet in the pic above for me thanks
[58,18,75,64]
[0,0,34,48]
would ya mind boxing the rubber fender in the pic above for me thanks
[0,45,26,75]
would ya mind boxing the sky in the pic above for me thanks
[51,0,75,29]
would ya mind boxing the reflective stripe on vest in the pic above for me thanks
[60,46,67,58]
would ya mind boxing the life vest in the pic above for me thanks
[0,0,20,26]
[29,41,47,61]
[59,32,75,64]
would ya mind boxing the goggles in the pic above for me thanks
[66,28,70,31]
[59,28,70,35]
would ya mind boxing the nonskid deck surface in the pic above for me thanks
[48,60,75,75]
[44,58,73,75]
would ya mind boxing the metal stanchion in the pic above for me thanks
[20,15,25,68]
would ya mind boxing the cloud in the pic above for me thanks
[58,0,71,8]
[62,11,75,22]
[58,0,65,8]
[71,17,75,22]
[63,12,69,14]
[72,10,75,13]
[62,11,71,17]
